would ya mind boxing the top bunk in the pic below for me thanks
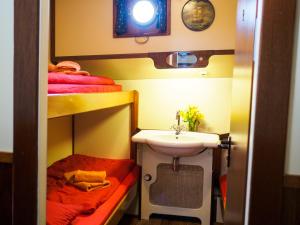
[48,90,138,119]
[47,61,138,119]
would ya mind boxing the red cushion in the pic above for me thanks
[46,200,83,225]
[48,72,115,85]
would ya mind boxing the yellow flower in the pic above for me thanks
[178,105,204,131]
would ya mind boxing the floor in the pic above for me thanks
[118,215,202,225]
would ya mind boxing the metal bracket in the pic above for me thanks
[219,136,232,167]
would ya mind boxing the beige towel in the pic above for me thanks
[64,170,107,183]
[56,61,81,72]
[48,61,90,76]
[64,170,111,192]
[72,180,111,192]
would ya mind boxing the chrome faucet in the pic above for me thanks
[176,111,180,126]
[171,111,185,135]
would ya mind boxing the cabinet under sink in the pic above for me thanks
[133,130,216,225]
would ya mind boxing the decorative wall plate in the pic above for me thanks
[181,0,215,31]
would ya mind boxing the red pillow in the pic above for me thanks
[47,200,83,225]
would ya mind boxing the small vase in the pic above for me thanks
[188,122,199,132]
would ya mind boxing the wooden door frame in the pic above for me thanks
[246,0,297,224]
[12,0,296,225]
[13,0,40,224]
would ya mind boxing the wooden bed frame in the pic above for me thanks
[105,182,138,225]
[0,152,13,164]
[1,90,140,223]
[48,91,138,119]
[48,90,139,159]
[1,90,140,224]
[48,90,140,225]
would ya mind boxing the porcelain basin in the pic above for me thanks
[132,130,220,157]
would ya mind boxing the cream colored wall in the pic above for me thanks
[74,105,131,159]
[0,0,14,152]
[285,0,300,175]
[47,117,73,166]
[47,79,231,162]
[117,78,232,134]
[55,0,237,56]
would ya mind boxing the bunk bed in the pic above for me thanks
[47,89,139,225]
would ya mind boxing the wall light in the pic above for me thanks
[132,0,156,25]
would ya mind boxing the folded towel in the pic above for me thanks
[48,63,57,72]
[48,61,90,76]
[71,180,111,192]
[57,61,81,72]
[64,170,111,192]
[64,170,107,183]
[63,70,90,76]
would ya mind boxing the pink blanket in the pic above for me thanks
[48,72,115,85]
[48,84,122,94]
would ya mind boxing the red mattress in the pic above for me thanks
[48,73,115,85]
[47,155,138,225]
[48,72,121,94]
[73,166,139,225]
[48,84,122,94]
[220,175,227,208]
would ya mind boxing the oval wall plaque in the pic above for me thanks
[182,0,215,31]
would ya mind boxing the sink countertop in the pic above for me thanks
[132,130,220,148]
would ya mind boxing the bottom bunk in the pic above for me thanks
[47,154,139,225]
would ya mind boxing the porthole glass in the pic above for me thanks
[114,0,170,37]
[132,0,156,25]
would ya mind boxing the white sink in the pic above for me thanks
[132,130,220,157]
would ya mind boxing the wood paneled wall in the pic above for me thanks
[281,175,300,225]
[0,163,12,224]
[14,0,40,224]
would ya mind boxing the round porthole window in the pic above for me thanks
[132,0,156,25]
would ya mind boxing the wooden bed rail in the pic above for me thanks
[0,152,13,164]
[48,91,138,119]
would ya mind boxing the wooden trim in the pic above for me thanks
[148,49,235,69]
[50,0,56,63]
[130,91,139,161]
[14,0,40,224]
[248,0,297,224]
[0,163,12,224]
[0,152,13,163]
[51,50,235,68]
[281,185,300,225]
[72,115,75,155]
[104,182,138,225]
[284,175,300,189]
[48,91,136,118]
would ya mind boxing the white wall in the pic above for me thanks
[0,0,14,152]
[285,0,300,175]
[117,78,232,134]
